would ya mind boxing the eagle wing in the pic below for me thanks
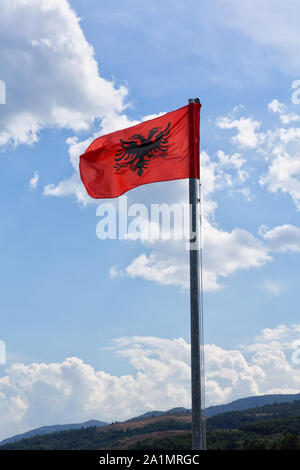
[114,122,171,175]
[115,134,143,163]
[144,122,171,157]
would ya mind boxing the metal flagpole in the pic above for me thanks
[188,98,205,450]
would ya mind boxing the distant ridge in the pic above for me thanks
[3,397,300,450]
[129,407,187,421]
[0,419,108,446]
[2,391,300,446]
[205,392,300,417]
[128,392,300,421]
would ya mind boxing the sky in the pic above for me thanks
[1,0,300,441]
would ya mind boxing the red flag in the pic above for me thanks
[79,102,200,199]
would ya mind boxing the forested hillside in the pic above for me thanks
[2,400,300,450]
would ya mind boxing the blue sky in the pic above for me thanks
[1,0,300,440]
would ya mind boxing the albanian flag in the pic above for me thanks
[79,101,200,199]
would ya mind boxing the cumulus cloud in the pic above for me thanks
[1,325,300,441]
[0,0,174,205]
[9,3,297,294]
[261,224,300,253]
[256,324,300,344]
[120,217,271,291]
[217,102,300,211]
[111,150,269,291]
[260,152,300,209]
[124,252,188,288]
[216,116,262,148]
[268,99,287,115]
[258,102,300,209]
[216,150,248,183]
[43,172,91,206]
[243,323,300,356]
[0,0,127,147]
[89,101,300,290]
[268,99,300,125]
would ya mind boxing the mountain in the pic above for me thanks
[130,392,300,420]
[0,412,192,450]
[0,419,108,446]
[2,399,300,450]
[205,392,300,417]
[130,407,187,421]
[2,391,300,447]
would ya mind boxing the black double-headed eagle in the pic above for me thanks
[114,122,171,177]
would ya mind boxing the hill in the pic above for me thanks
[2,391,300,447]
[2,398,300,450]
[205,392,300,417]
[0,412,192,450]
[0,419,107,446]
[129,391,300,420]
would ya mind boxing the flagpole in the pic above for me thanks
[188,98,205,450]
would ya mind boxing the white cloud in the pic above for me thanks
[268,99,287,115]
[277,128,300,144]
[0,0,127,147]
[199,149,251,207]
[215,102,300,211]
[112,150,269,291]
[261,156,300,210]
[261,224,300,253]
[43,172,92,206]
[256,324,298,343]
[259,129,300,209]
[116,216,271,292]
[124,251,189,289]
[280,113,300,125]
[29,171,39,190]
[202,221,271,288]
[243,323,300,355]
[216,116,262,148]
[1,324,300,441]
[81,102,300,290]
[215,103,300,213]
[216,150,248,183]
[268,100,300,126]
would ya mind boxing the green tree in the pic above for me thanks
[280,433,300,450]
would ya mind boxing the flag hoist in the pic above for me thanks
[80,99,206,450]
